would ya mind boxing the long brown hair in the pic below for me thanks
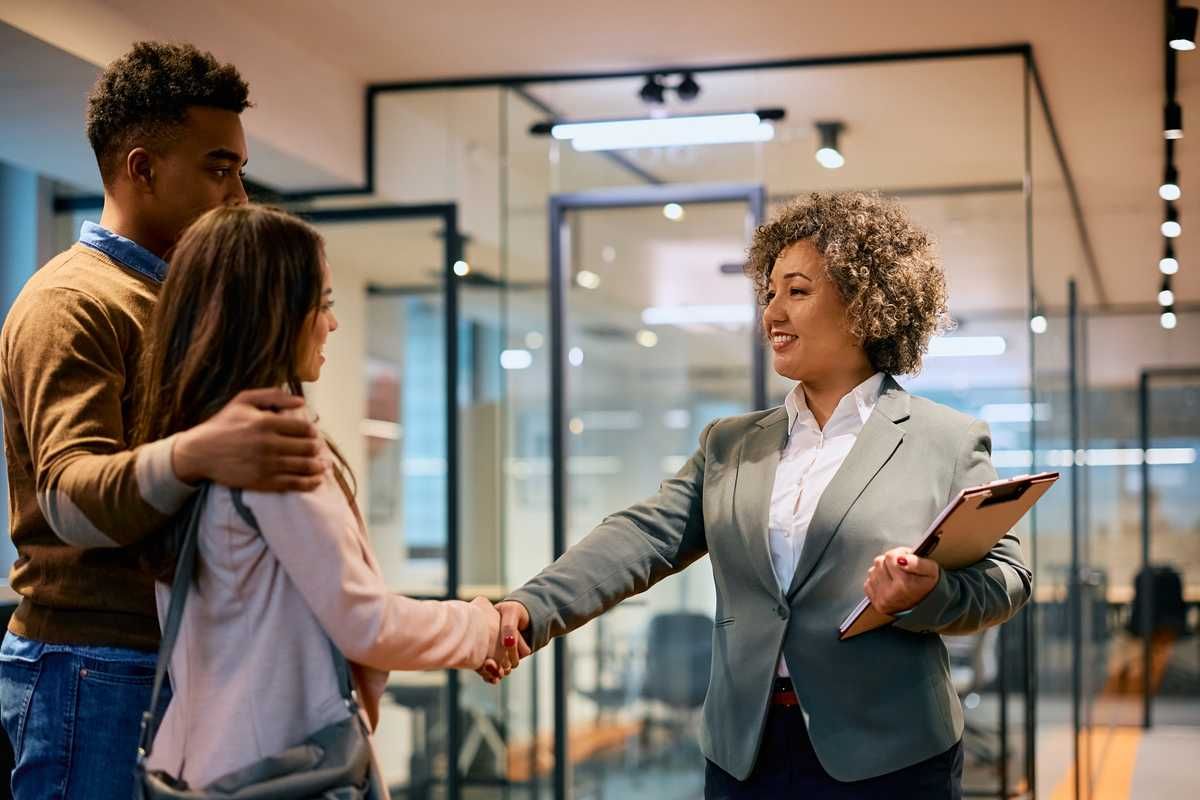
[135,204,356,578]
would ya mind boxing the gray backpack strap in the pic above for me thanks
[229,489,358,709]
[137,482,211,765]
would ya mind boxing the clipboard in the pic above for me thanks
[838,471,1059,640]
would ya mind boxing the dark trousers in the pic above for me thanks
[705,705,963,799]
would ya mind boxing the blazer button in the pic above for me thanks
[776,605,789,619]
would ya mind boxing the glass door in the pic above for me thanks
[547,184,765,799]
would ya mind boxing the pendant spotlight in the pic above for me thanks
[1170,5,1198,50]
[1161,241,1180,274]
[675,72,701,102]
[638,72,702,104]
[1162,204,1182,237]
[1161,306,1178,329]
[815,121,846,169]
[639,74,667,105]
[1165,102,1184,139]
[1160,165,1182,200]
[1159,275,1176,307]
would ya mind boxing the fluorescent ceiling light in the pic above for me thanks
[663,409,691,430]
[979,403,1051,424]
[500,349,533,370]
[990,448,1197,469]
[550,111,779,152]
[927,336,1007,358]
[641,304,755,326]
[578,411,643,431]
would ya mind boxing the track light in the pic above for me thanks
[639,74,666,105]
[1170,5,1198,51]
[676,72,701,102]
[1030,314,1048,335]
[1160,165,1181,200]
[1161,242,1180,274]
[1163,204,1182,237]
[1161,307,1178,330]
[1165,102,1184,139]
[1159,276,1175,307]
[815,121,845,169]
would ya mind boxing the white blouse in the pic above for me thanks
[769,372,884,676]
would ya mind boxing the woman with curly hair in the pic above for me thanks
[485,192,1031,798]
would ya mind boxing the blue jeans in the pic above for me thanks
[0,631,167,800]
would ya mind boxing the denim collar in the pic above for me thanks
[78,221,169,284]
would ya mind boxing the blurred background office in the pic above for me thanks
[0,1,1197,798]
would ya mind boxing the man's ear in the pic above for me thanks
[126,147,154,194]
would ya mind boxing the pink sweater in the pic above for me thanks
[148,465,497,787]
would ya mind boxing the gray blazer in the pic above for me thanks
[508,376,1032,782]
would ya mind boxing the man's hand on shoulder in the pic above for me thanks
[172,388,325,492]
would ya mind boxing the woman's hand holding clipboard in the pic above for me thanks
[838,471,1059,640]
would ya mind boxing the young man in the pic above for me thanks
[0,42,324,799]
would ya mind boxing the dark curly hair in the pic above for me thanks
[86,41,251,186]
[745,192,951,376]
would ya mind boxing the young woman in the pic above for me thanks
[135,204,499,788]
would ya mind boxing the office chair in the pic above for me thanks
[639,612,714,764]
[946,626,1001,766]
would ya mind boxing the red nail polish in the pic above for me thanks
[504,635,516,648]
[898,557,908,566]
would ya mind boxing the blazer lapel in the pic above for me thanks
[732,408,789,601]
[785,378,910,599]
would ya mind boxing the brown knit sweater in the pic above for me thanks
[1,243,194,651]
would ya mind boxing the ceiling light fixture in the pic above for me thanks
[1162,204,1182,237]
[639,74,666,105]
[1165,102,1184,139]
[926,336,1008,358]
[1159,276,1175,307]
[675,72,701,102]
[532,108,785,152]
[1160,164,1181,200]
[1160,241,1180,274]
[1170,5,1198,51]
[1161,307,1178,330]
[815,121,845,169]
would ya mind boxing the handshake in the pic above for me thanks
[471,599,533,684]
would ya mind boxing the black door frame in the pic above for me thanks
[300,203,467,800]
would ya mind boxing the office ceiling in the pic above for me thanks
[1,0,1196,313]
